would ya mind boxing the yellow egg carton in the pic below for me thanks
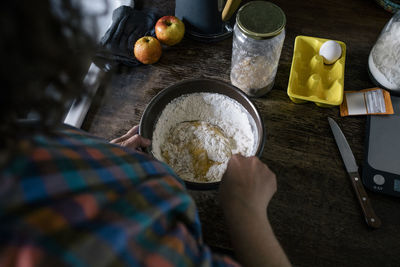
[287,36,346,107]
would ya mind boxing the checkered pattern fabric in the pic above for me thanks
[0,126,238,266]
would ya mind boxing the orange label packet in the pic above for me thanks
[340,87,394,117]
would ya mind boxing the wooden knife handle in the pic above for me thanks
[348,172,381,228]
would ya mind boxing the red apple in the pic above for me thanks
[134,36,162,64]
[155,16,185,46]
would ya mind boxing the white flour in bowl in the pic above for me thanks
[152,92,257,183]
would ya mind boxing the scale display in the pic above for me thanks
[363,96,400,197]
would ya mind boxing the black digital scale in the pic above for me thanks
[363,95,400,197]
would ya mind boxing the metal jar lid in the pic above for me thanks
[236,1,286,39]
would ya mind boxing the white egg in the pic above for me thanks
[319,40,342,64]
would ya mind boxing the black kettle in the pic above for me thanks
[175,0,241,41]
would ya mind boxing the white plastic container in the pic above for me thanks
[368,11,400,94]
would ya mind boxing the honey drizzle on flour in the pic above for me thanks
[162,121,231,182]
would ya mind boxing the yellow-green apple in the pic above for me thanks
[155,16,185,46]
[134,36,162,64]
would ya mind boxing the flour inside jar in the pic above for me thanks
[152,92,257,183]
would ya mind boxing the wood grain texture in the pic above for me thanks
[82,0,400,266]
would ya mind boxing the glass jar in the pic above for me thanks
[368,10,400,94]
[230,1,286,97]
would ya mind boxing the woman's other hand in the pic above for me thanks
[110,125,151,151]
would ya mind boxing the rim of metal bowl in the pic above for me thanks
[139,78,266,190]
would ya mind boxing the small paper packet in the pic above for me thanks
[340,87,394,116]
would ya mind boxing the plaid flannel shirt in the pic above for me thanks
[0,126,239,267]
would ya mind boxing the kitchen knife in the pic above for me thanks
[328,117,381,228]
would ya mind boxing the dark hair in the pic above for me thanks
[0,0,98,151]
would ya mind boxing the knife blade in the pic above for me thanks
[328,117,381,228]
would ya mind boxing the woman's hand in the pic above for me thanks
[219,155,291,267]
[110,125,151,151]
[219,154,277,216]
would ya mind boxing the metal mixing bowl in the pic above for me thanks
[139,78,265,190]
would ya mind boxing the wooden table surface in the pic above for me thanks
[83,0,400,266]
